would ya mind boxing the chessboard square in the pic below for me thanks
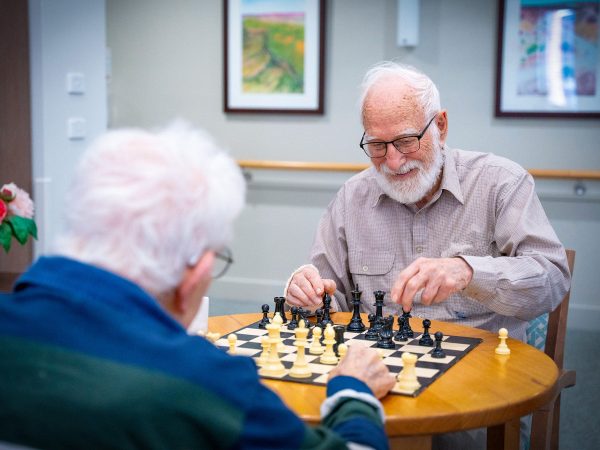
[236,347,261,357]
[415,367,438,378]
[239,328,268,337]
[238,342,263,350]
[383,356,404,366]
[214,338,229,347]
[419,354,455,364]
[248,336,266,344]
[347,339,377,348]
[391,384,418,396]
[313,373,329,384]
[378,348,396,357]
[280,354,296,362]
[280,345,296,353]
[440,342,469,352]
[261,370,288,379]
[397,344,432,354]
[344,332,361,339]
[304,355,320,363]
[308,363,335,375]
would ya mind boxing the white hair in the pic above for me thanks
[54,120,246,299]
[359,61,442,126]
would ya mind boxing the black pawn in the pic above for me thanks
[273,296,287,323]
[347,284,366,332]
[394,315,408,342]
[401,309,414,338]
[258,304,270,329]
[298,307,310,328]
[377,315,396,349]
[333,325,345,356]
[287,306,299,330]
[365,313,379,341]
[431,331,446,359]
[321,293,334,327]
[418,319,434,347]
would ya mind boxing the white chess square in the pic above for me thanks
[419,354,455,364]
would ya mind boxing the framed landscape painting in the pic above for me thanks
[223,0,326,114]
[496,0,600,118]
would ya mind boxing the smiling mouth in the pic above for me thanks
[388,167,417,178]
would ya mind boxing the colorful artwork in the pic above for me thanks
[517,1,599,104]
[241,0,305,94]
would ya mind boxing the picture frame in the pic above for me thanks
[223,0,326,114]
[495,0,600,118]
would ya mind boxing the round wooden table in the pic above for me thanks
[208,312,559,450]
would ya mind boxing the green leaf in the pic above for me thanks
[6,216,32,245]
[0,222,12,252]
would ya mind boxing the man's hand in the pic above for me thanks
[285,266,337,309]
[391,257,473,312]
[329,346,395,399]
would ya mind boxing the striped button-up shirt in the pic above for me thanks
[310,147,570,342]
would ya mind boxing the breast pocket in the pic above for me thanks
[348,250,396,294]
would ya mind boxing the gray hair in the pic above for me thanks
[54,120,246,299]
[359,61,442,125]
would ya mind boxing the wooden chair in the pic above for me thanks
[529,248,576,450]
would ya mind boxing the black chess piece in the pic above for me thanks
[373,290,385,325]
[258,304,270,329]
[287,306,299,330]
[394,315,408,341]
[347,284,366,332]
[273,296,287,323]
[418,318,434,346]
[431,331,446,358]
[377,315,396,349]
[401,309,414,338]
[333,325,345,356]
[365,313,379,341]
[321,293,334,327]
[298,307,310,328]
[315,308,324,328]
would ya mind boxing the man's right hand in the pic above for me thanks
[329,346,395,399]
[285,265,336,309]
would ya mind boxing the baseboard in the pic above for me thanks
[567,304,600,331]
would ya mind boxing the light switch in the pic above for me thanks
[66,72,85,94]
[67,117,86,140]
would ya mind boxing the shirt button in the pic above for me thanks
[416,246,423,253]
[362,265,369,272]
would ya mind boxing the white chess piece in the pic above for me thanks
[256,335,270,367]
[309,326,324,355]
[227,333,237,354]
[495,328,511,355]
[337,343,348,361]
[395,352,421,394]
[258,322,286,377]
[320,324,338,365]
[289,322,312,378]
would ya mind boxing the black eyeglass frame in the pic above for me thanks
[359,114,438,158]
[212,247,234,279]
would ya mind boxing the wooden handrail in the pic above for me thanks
[238,160,600,180]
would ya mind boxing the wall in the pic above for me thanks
[104,0,599,330]
[29,0,107,256]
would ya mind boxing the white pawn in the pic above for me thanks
[227,333,237,354]
[309,326,324,355]
[272,313,285,352]
[259,322,286,377]
[337,343,348,361]
[395,352,421,394]
[495,328,511,355]
[289,322,312,378]
[256,335,270,367]
[320,324,338,365]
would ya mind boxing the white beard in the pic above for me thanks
[374,144,445,205]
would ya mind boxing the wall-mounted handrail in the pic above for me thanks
[238,160,600,180]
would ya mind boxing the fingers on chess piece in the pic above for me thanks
[495,327,511,355]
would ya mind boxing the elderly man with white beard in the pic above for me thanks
[284,61,571,448]
[285,61,569,353]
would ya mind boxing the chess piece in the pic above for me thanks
[377,315,396,349]
[365,313,379,341]
[287,306,299,330]
[320,324,338,364]
[395,352,421,394]
[258,304,270,329]
[401,309,414,338]
[372,291,385,333]
[309,325,324,355]
[273,296,287,323]
[337,343,348,361]
[298,307,310,329]
[289,322,312,378]
[333,325,345,356]
[258,322,286,377]
[495,328,511,355]
[227,333,237,354]
[315,308,324,328]
[431,331,446,358]
[256,335,270,367]
[394,315,408,342]
[346,284,366,332]
[321,294,334,327]
[418,319,434,347]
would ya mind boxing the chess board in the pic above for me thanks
[214,320,482,397]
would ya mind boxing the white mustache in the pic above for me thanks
[381,161,422,176]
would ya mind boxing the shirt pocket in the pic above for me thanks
[348,250,395,279]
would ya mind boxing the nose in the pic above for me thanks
[384,143,406,171]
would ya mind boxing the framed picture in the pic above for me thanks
[495,0,600,118]
[223,0,326,114]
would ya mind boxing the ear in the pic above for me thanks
[436,110,448,144]
[173,251,214,315]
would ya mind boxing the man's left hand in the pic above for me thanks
[390,257,473,312]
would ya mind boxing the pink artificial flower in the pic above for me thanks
[0,199,7,222]
[5,184,34,219]
[0,183,16,202]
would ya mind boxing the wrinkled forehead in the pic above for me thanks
[362,79,425,129]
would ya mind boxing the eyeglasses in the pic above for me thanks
[212,247,234,279]
[359,114,438,158]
